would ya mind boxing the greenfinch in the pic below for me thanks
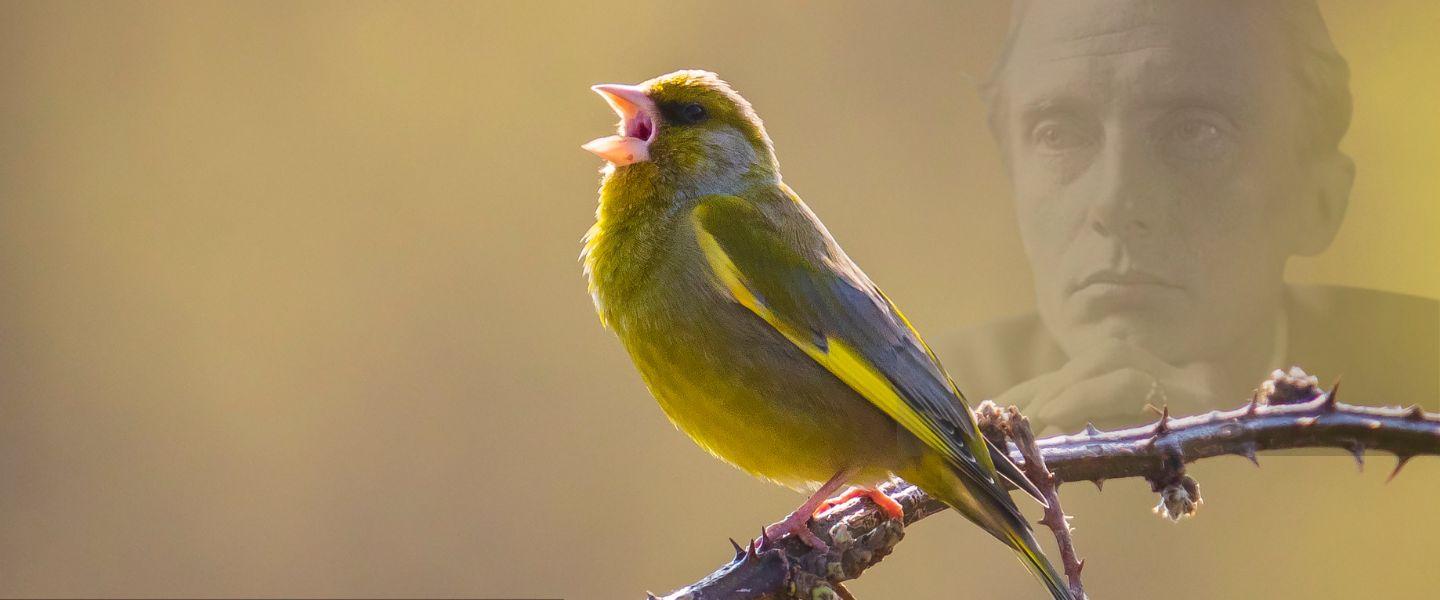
[582,70,1071,599]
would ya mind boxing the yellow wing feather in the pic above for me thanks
[693,213,955,459]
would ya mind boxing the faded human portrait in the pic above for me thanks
[944,0,1439,434]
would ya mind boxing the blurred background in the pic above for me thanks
[1,1,1435,599]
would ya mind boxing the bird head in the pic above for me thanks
[583,70,778,189]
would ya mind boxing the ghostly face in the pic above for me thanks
[991,0,1335,364]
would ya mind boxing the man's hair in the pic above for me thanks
[980,0,1352,158]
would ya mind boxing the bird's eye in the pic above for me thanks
[680,102,707,124]
[659,101,710,126]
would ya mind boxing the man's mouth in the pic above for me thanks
[1071,268,1180,293]
[582,83,658,166]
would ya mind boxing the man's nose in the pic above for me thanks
[1087,134,1160,242]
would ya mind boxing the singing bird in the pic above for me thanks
[581,70,1070,599]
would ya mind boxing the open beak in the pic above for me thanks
[582,84,658,167]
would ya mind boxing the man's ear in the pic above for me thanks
[1293,151,1354,256]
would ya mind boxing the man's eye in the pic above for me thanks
[1161,118,1233,162]
[1031,121,1091,153]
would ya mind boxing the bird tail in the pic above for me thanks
[1001,519,1074,600]
[899,455,1074,600]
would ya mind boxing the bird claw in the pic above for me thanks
[814,486,905,521]
[761,517,830,553]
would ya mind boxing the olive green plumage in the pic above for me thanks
[582,70,1071,599]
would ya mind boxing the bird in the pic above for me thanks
[580,69,1072,599]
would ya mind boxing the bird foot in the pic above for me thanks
[761,510,829,553]
[814,486,905,521]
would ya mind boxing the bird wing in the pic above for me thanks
[690,194,1044,507]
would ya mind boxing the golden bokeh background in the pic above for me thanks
[1,1,1435,598]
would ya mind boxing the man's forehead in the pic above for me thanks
[1002,0,1281,102]
[1011,0,1171,56]
[1009,0,1260,55]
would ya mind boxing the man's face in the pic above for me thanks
[994,0,1310,364]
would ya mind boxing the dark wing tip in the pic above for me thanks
[989,441,1050,507]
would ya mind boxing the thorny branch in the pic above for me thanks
[648,368,1440,600]
[977,402,1088,599]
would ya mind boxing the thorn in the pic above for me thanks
[1347,442,1365,472]
[1092,478,1105,492]
[1084,422,1101,437]
[1405,405,1426,421]
[1322,377,1341,410]
[1152,405,1171,436]
[1239,443,1260,467]
[1386,455,1413,484]
[745,538,757,558]
[1077,558,1086,574]
[729,537,744,558]
[758,527,770,551]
